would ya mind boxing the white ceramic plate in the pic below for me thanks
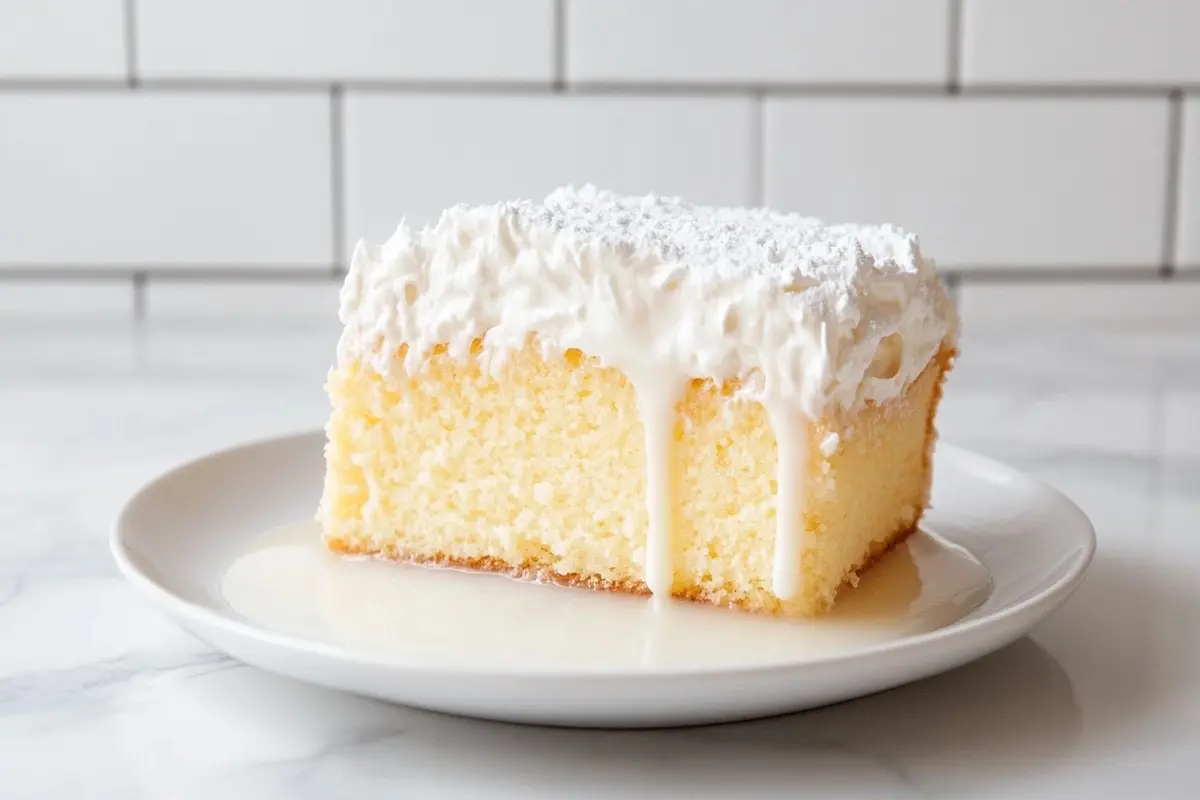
[112,431,1094,728]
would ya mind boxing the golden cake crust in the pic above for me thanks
[326,518,918,613]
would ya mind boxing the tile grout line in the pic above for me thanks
[941,267,1200,283]
[139,272,347,286]
[945,0,963,94]
[132,271,147,320]
[122,0,140,88]
[553,0,567,92]
[1161,90,1185,277]
[0,267,348,281]
[944,273,962,308]
[329,85,347,273]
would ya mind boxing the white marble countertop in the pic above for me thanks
[2,313,1198,799]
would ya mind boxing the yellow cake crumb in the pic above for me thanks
[318,341,954,617]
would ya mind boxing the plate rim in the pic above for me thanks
[111,429,1096,681]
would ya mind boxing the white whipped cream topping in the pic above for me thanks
[334,185,959,604]
[337,185,958,418]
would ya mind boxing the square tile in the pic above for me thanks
[566,0,948,84]
[0,93,332,268]
[343,93,754,247]
[138,0,554,81]
[764,97,1170,269]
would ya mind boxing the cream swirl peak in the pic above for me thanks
[336,184,958,419]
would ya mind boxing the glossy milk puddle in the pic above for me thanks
[221,523,992,670]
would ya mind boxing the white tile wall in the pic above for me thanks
[344,94,755,246]
[764,97,1170,269]
[0,0,1196,316]
[963,0,1200,85]
[567,0,948,84]
[1179,99,1200,269]
[0,93,332,267]
[138,0,555,82]
[0,0,126,79]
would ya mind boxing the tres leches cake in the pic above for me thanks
[319,186,959,617]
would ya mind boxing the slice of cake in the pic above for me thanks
[319,186,959,617]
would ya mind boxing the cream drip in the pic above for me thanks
[635,378,680,598]
[767,404,807,600]
[336,185,959,604]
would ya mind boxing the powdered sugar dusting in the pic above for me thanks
[529,184,921,289]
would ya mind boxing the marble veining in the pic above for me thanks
[2,316,1199,798]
